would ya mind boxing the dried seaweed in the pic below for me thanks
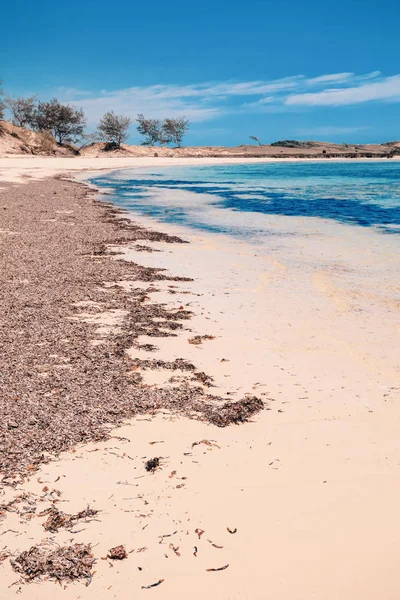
[195,528,205,539]
[145,457,160,472]
[169,543,181,557]
[142,579,164,589]
[191,372,215,387]
[208,540,223,549]
[0,493,33,518]
[0,179,264,483]
[206,564,229,572]
[206,396,264,427]
[0,549,11,563]
[131,358,196,372]
[191,440,220,449]
[107,545,127,560]
[11,541,95,585]
[41,506,99,533]
[188,335,215,345]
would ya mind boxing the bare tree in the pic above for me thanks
[162,117,190,147]
[34,98,86,145]
[249,135,262,146]
[136,114,163,146]
[76,131,101,152]
[97,111,131,149]
[6,96,37,128]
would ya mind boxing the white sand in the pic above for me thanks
[1,158,400,599]
[0,156,274,185]
[1,155,399,185]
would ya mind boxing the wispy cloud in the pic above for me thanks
[285,74,400,106]
[306,73,354,85]
[57,71,400,125]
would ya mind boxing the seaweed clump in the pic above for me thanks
[206,396,264,427]
[41,506,98,533]
[11,542,95,585]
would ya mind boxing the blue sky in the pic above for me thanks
[2,0,400,145]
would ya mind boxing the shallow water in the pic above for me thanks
[90,161,400,237]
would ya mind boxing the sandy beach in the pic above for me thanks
[1,157,400,599]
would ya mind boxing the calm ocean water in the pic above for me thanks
[90,161,400,237]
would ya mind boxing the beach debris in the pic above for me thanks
[206,564,229,572]
[169,543,181,557]
[11,541,95,585]
[0,179,265,486]
[0,493,35,519]
[192,371,214,387]
[169,470,177,478]
[107,545,127,560]
[41,506,99,533]
[0,549,11,563]
[158,531,178,543]
[188,335,215,345]
[227,527,237,534]
[142,579,164,589]
[137,547,148,553]
[149,440,164,445]
[134,244,161,253]
[130,358,195,372]
[208,540,223,549]
[195,528,205,539]
[193,546,198,557]
[191,439,220,450]
[145,457,161,472]
[207,397,264,427]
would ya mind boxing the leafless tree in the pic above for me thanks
[162,117,190,147]
[249,135,262,146]
[136,114,163,146]
[97,111,131,148]
[76,131,101,151]
[34,98,86,145]
[6,95,37,128]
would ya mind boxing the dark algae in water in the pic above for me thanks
[92,161,400,235]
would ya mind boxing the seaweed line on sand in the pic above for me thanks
[0,178,263,485]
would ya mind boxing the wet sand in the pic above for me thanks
[1,160,400,599]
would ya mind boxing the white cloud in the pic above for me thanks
[306,73,354,85]
[286,74,400,106]
[56,72,400,126]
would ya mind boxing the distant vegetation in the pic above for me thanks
[6,95,37,128]
[97,111,132,149]
[249,135,262,146]
[136,114,190,147]
[35,99,86,145]
[270,140,318,148]
[0,76,191,150]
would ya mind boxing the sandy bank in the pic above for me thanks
[1,154,400,187]
[1,160,400,599]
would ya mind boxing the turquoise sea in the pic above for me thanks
[90,161,400,237]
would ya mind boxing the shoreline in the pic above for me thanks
[1,163,400,598]
[1,154,400,185]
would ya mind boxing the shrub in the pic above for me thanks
[97,111,131,148]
